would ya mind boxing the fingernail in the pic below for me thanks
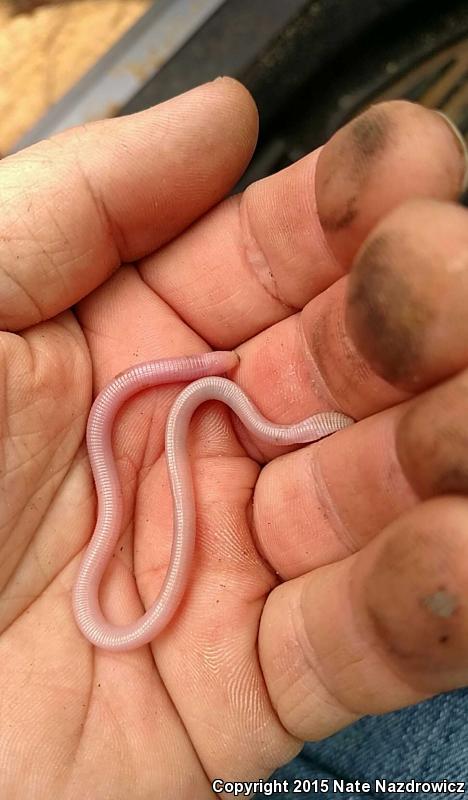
[434,110,468,193]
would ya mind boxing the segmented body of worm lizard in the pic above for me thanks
[73,350,353,651]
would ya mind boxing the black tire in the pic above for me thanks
[239,0,468,186]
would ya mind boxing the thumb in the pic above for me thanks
[0,78,257,332]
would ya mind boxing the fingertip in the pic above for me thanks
[345,198,468,392]
[316,100,467,268]
[195,76,259,156]
[359,496,468,694]
[211,76,259,122]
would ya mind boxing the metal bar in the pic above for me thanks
[12,0,228,152]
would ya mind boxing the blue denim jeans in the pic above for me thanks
[255,689,468,798]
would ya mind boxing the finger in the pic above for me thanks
[252,405,416,579]
[0,78,258,331]
[396,367,468,499]
[231,195,468,471]
[260,496,468,741]
[316,105,468,265]
[347,197,468,393]
[139,101,467,348]
[253,355,468,583]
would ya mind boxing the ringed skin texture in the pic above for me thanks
[73,350,353,651]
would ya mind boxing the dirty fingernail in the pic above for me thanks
[434,110,468,193]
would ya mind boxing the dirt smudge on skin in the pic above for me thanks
[433,465,468,496]
[351,106,390,161]
[346,233,434,387]
[324,194,358,232]
[317,106,392,233]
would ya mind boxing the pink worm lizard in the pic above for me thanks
[73,350,353,651]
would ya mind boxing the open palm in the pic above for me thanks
[1,80,468,799]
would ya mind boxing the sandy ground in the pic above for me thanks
[0,0,149,152]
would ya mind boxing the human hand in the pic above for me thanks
[1,79,467,798]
